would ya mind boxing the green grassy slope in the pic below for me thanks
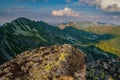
[81,26,120,57]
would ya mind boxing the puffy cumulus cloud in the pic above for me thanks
[51,7,80,17]
[82,0,120,12]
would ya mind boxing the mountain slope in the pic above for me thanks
[0,17,69,63]
[0,17,117,64]
[81,26,120,57]
[0,18,51,63]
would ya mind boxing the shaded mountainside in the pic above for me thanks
[0,44,86,80]
[0,17,65,64]
[0,17,117,64]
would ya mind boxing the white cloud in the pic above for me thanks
[82,0,120,12]
[51,7,80,17]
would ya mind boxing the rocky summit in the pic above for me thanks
[0,44,86,80]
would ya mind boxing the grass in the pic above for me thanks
[95,38,120,57]
[81,26,120,57]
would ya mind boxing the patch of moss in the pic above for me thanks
[3,68,9,73]
[59,53,68,62]
[108,77,113,80]
[44,53,68,73]
[45,62,55,73]
[30,67,47,80]
[33,53,40,57]
[4,77,9,80]
[26,61,33,66]
[15,78,21,80]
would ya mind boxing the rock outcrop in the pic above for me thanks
[0,44,86,80]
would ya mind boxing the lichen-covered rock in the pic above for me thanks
[0,44,86,80]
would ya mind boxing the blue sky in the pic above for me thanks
[0,0,120,25]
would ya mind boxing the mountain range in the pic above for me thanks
[0,17,120,80]
[0,17,117,64]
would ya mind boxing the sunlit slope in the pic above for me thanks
[82,26,120,57]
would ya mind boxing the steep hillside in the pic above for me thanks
[0,17,68,64]
[81,26,120,57]
[0,44,86,80]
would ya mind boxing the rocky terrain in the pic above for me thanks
[86,58,120,80]
[0,44,86,80]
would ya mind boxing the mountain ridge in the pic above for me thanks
[0,17,117,64]
[0,17,120,80]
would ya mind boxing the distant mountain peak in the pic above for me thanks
[14,17,32,21]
